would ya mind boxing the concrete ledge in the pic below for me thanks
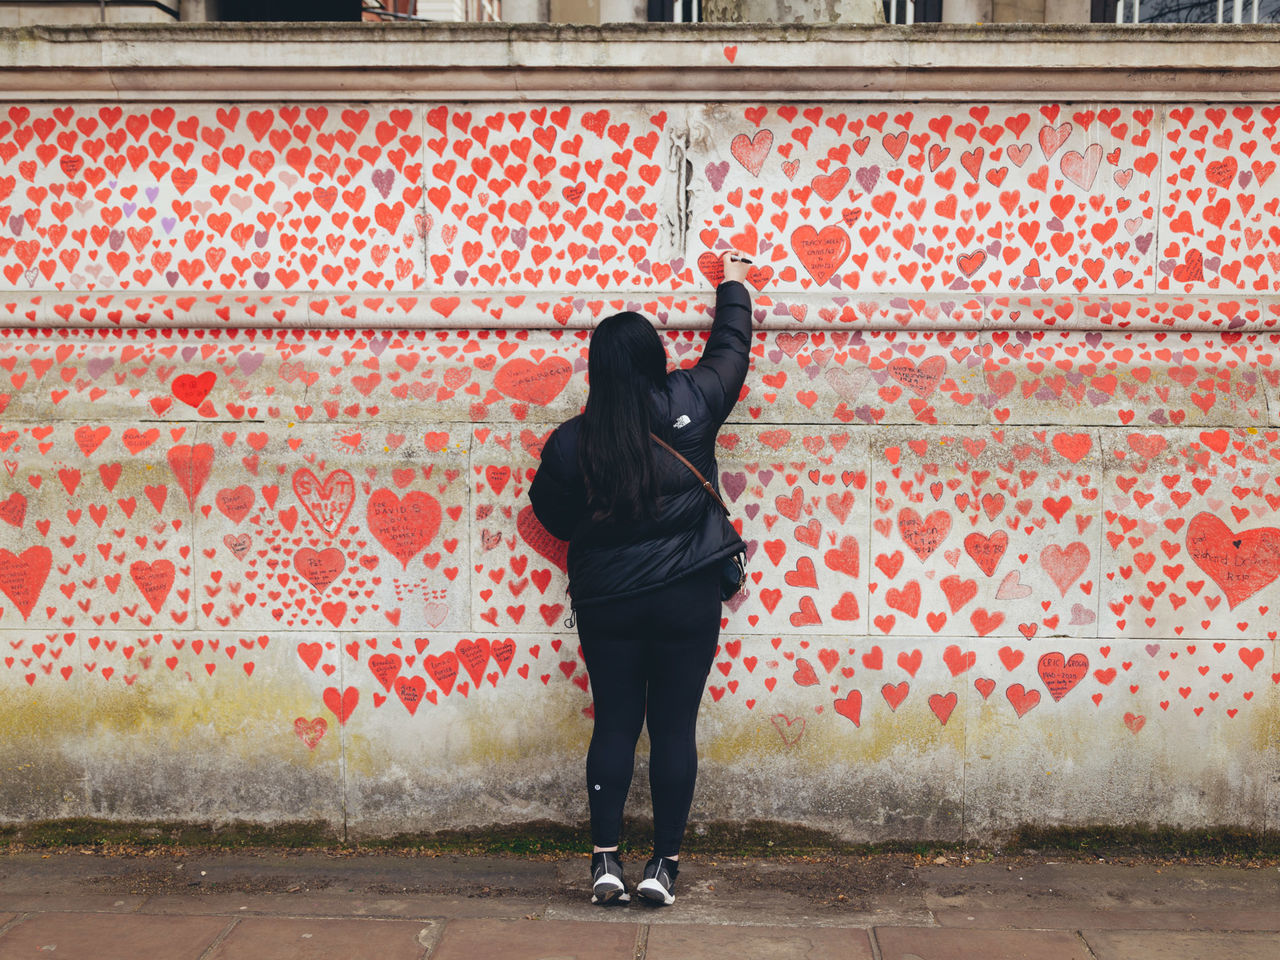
[2,23,1280,101]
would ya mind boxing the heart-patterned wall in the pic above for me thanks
[0,97,1276,840]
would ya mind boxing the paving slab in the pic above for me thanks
[0,912,229,960]
[1082,931,1280,960]
[874,926,1093,960]
[139,891,547,920]
[646,923,874,959]
[930,907,1202,930]
[206,916,437,960]
[430,918,638,960]
[0,894,146,914]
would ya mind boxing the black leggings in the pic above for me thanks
[575,565,722,858]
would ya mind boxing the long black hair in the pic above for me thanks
[578,311,668,524]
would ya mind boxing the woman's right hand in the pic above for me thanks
[721,250,750,285]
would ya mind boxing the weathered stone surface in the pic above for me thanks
[205,917,435,960]
[646,923,875,958]
[430,918,637,959]
[0,913,228,960]
[1081,931,1280,960]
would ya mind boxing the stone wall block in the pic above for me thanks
[0,642,88,821]
[420,101,684,297]
[961,638,1273,838]
[0,420,195,631]
[1155,105,1280,297]
[7,103,425,296]
[190,422,471,635]
[718,425,871,637]
[696,634,966,842]
[70,629,344,825]
[867,425,1104,641]
[980,329,1268,427]
[1099,427,1280,640]
[684,102,1160,300]
[340,631,591,837]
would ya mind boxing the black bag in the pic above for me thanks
[651,434,747,602]
[719,550,747,601]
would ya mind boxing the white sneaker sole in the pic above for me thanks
[636,878,675,906]
[591,876,629,905]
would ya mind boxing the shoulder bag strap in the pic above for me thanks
[650,433,731,517]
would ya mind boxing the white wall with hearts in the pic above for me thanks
[0,89,1276,840]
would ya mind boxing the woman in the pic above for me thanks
[529,251,753,907]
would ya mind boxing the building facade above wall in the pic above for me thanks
[0,21,1279,100]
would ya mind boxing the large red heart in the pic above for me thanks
[0,545,52,621]
[1187,512,1280,609]
[1037,651,1088,702]
[494,357,572,406]
[790,225,850,286]
[367,489,441,569]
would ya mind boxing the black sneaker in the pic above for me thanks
[636,856,679,906]
[590,851,629,905]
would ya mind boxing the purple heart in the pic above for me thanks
[369,336,390,357]
[1203,256,1220,274]
[1158,258,1176,276]
[1238,171,1252,189]
[626,207,644,221]
[86,357,114,379]
[721,471,747,502]
[1085,332,1102,347]
[986,240,1002,257]
[1047,217,1064,232]
[237,352,264,374]
[913,243,927,258]
[255,230,270,248]
[165,270,179,286]
[511,227,527,250]
[670,258,684,274]
[108,230,125,251]
[182,346,199,361]
[705,161,729,191]
[855,166,880,193]
[636,259,652,275]
[123,203,137,218]
[371,168,395,200]
[1145,643,1161,657]
[145,186,160,203]
[744,504,759,520]
[1135,233,1153,255]
[253,271,270,289]
[1148,409,1168,425]
[8,216,22,235]
[854,405,878,423]
[758,470,774,487]
[161,217,177,235]
[453,270,468,284]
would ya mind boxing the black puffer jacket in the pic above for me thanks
[529,280,752,608]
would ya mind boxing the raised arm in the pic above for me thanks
[689,252,753,426]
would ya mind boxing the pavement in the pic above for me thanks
[0,849,1276,959]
